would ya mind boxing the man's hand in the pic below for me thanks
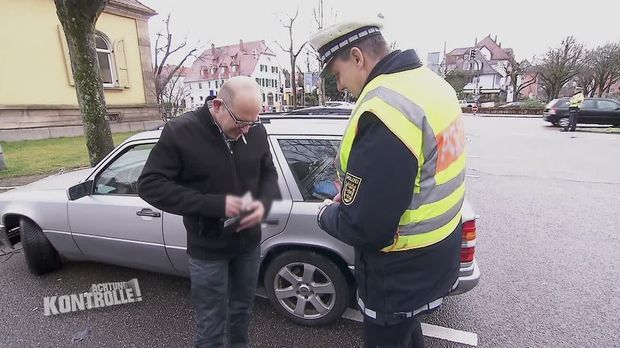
[238,201,265,231]
[225,195,243,218]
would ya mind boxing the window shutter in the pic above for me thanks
[57,25,74,86]
[114,39,130,88]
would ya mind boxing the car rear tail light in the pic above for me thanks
[461,220,476,263]
[549,108,556,115]
[461,247,475,263]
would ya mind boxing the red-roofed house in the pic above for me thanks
[184,40,284,111]
[444,35,514,102]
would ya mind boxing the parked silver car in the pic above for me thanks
[0,116,480,325]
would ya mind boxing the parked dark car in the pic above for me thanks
[543,98,620,128]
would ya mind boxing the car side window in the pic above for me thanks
[597,100,617,110]
[279,139,340,201]
[582,100,596,109]
[94,143,155,196]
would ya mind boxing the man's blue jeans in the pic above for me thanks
[189,247,260,348]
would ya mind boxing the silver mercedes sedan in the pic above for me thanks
[0,115,480,326]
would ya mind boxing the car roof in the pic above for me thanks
[124,116,350,143]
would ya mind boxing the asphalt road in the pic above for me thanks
[1,116,619,347]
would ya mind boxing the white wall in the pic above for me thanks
[251,54,284,111]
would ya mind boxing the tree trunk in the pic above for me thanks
[55,0,114,166]
[291,56,297,108]
[512,79,519,102]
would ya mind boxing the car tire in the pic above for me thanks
[557,117,570,128]
[264,250,350,326]
[19,217,62,275]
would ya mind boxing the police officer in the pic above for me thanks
[562,86,584,132]
[310,19,466,348]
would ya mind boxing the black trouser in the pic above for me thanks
[364,315,425,348]
[565,107,579,131]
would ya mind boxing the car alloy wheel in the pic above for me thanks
[264,250,350,326]
[558,117,570,128]
[273,262,336,320]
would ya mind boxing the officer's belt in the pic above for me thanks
[357,279,459,320]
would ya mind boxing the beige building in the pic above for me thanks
[0,0,160,141]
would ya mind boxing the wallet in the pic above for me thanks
[221,209,252,235]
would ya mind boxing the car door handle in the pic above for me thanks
[263,219,280,225]
[136,208,161,218]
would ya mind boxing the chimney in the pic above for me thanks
[494,35,497,42]
[211,43,215,56]
[499,42,502,48]
[474,37,478,46]
[239,39,244,51]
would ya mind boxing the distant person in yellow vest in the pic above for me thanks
[310,19,466,348]
[563,86,584,132]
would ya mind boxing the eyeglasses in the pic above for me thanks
[220,100,261,128]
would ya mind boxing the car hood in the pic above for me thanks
[11,168,93,192]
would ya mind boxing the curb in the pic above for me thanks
[463,113,542,119]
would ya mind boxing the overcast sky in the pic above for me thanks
[140,0,620,70]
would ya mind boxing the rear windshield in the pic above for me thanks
[546,99,568,108]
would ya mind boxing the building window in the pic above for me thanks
[95,32,115,87]
[200,96,204,101]
[256,78,260,85]
[220,66,226,73]
[199,83,203,89]
[231,65,237,72]
[208,81,211,88]
[211,67,216,74]
[262,93,265,102]
[215,80,219,88]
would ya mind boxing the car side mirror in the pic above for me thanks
[67,180,94,201]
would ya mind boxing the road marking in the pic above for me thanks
[343,308,478,346]
[257,289,478,346]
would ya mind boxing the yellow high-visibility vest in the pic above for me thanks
[570,92,584,108]
[337,67,466,252]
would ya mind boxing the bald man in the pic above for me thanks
[138,76,280,348]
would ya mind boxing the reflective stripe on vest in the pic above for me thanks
[337,67,466,251]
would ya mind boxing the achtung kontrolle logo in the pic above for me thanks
[43,278,142,316]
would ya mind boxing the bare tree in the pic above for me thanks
[161,70,190,118]
[275,8,307,109]
[311,0,338,104]
[503,53,537,102]
[576,50,597,97]
[54,0,113,166]
[153,14,199,121]
[590,42,620,97]
[536,36,584,101]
